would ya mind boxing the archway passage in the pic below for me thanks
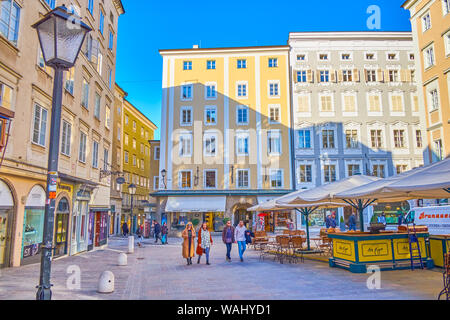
[54,197,70,258]
[0,179,14,268]
[233,204,254,230]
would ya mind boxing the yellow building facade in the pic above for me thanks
[403,0,450,162]
[157,46,294,234]
[122,99,157,233]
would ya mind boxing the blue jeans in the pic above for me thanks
[238,241,246,259]
[204,247,210,262]
[162,234,167,244]
[226,243,232,259]
[349,224,356,231]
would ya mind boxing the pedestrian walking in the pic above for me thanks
[197,222,213,265]
[235,220,247,262]
[348,213,357,231]
[154,220,161,244]
[222,220,235,262]
[136,225,143,247]
[182,222,196,265]
[122,222,129,237]
[161,222,169,244]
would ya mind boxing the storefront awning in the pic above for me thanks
[166,196,226,213]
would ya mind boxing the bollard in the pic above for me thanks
[128,236,134,254]
[98,271,114,294]
[118,252,127,266]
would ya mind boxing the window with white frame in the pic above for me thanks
[179,134,192,157]
[387,53,398,61]
[396,164,408,175]
[297,70,307,83]
[132,155,136,166]
[236,133,249,155]
[103,148,109,172]
[0,0,21,45]
[444,0,450,15]
[366,69,377,82]
[393,129,406,148]
[320,70,330,83]
[444,31,450,56]
[206,60,216,70]
[372,163,385,178]
[299,164,312,183]
[342,69,353,82]
[429,89,439,110]
[180,107,192,126]
[322,130,335,149]
[434,139,444,161]
[154,146,160,160]
[179,171,192,189]
[237,59,247,69]
[297,95,310,113]
[269,82,279,97]
[323,164,337,183]
[389,70,399,82]
[205,106,217,125]
[390,94,404,113]
[124,151,129,164]
[183,61,192,70]
[65,68,75,95]
[297,54,306,61]
[270,169,283,188]
[204,134,217,156]
[320,94,333,112]
[347,164,361,176]
[205,84,217,99]
[365,53,376,61]
[204,170,217,189]
[78,132,87,163]
[92,141,99,168]
[94,93,101,119]
[342,94,356,113]
[0,82,12,109]
[181,84,193,100]
[237,83,247,98]
[267,131,281,155]
[368,93,382,113]
[268,58,278,68]
[319,53,328,61]
[124,134,129,146]
[422,13,431,31]
[370,129,383,149]
[298,130,312,149]
[236,105,249,125]
[345,129,359,149]
[32,104,48,147]
[341,53,351,60]
[132,138,136,149]
[424,45,435,68]
[237,169,249,188]
[61,120,71,156]
[81,79,89,109]
[269,105,280,123]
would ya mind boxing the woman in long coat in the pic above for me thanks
[197,222,213,265]
[181,222,196,265]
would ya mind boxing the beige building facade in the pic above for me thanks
[403,0,450,162]
[0,0,124,268]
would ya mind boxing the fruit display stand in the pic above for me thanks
[328,231,434,273]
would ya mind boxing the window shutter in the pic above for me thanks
[364,69,369,82]
[293,71,298,83]
[316,71,321,83]
[377,69,384,82]
[407,70,412,82]
[337,70,343,82]
[384,70,390,83]
[307,70,313,83]
[330,70,336,83]
[353,69,360,82]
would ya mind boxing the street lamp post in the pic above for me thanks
[32,6,91,300]
[128,183,137,234]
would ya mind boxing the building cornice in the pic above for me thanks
[289,31,413,41]
[150,189,294,197]
[159,45,290,56]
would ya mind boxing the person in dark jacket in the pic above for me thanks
[122,222,129,237]
[348,213,357,231]
[221,220,235,262]
[244,230,253,245]
[330,212,337,228]
[136,225,143,247]
[154,221,161,244]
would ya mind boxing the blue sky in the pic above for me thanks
[115,0,412,139]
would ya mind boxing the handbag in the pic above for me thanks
[196,244,203,255]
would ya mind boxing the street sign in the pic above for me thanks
[116,177,125,185]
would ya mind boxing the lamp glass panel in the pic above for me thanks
[37,17,56,62]
[55,17,87,65]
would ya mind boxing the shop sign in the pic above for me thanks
[58,183,73,194]
[411,206,450,235]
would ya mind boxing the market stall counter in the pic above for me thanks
[429,235,450,268]
[328,231,434,273]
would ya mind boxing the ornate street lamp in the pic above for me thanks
[32,6,91,301]
[128,183,137,233]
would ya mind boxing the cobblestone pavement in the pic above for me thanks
[0,236,444,300]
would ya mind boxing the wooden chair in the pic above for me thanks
[319,236,333,256]
[253,231,269,250]
[278,236,292,264]
[291,236,305,263]
[283,230,291,235]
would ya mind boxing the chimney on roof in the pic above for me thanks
[193,44,199,49]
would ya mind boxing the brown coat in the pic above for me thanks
[181,228,196,258]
